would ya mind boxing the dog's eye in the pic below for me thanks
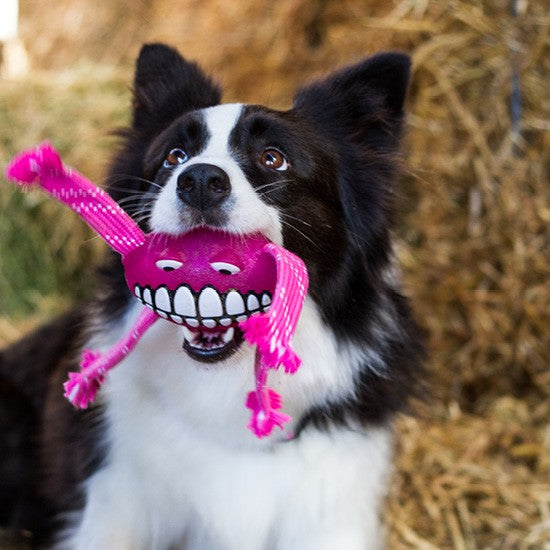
[210,262,241,275]
[260,148,289,171]
[156,259,183,272]
[163,148,188,168]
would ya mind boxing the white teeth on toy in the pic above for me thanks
[134,283,272,329]
[247,293,260,312]
[198,287,223,318]
[174,285,196,317]
[142,287,153,307]
[261,292,272,310]
[222,327,235,343]
[154,287,171,312]
[225,290,245,316]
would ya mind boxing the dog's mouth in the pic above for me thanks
[182,324,244,363]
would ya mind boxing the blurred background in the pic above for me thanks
[0,0,548,547]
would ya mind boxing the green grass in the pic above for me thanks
[0,64,132,320]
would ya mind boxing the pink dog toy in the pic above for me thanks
[5,143,308,437]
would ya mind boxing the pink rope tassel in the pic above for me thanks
[241,243,307,372]
[64,307,158,408]
[5,142,146,256]
[246,388,291,437]
[245,351,291,437]
[242,243,309,437]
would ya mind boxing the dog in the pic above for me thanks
[0,43,423,549]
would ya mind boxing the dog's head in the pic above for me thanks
[108,43,410,358]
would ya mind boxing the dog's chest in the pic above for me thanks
[91,323,279,547]
[98,299,354,444]
[69,304,391,549]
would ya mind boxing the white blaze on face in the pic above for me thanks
[149,103,283,244]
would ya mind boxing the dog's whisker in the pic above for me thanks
[254,180,291,194]
[258,187,285,198]
[108,186,159,197]
[106,174,163,190]
[117,196,157,210]
[128,201,153,216]
[279,218,320,250]
[126,209,151,221]
[133,215,153,229]
[116,194,158,207]
[279,212,313,228]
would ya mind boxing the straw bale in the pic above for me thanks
[387,395,550,548]
[1,0,549,546]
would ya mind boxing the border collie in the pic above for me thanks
[0,43,423,549]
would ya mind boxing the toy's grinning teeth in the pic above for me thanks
[133,284,272,329]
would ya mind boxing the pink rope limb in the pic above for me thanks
[64,307,158,408]
[241,243,308,373]
[245,351,291,437]
[242,243,309,437]
[5,142,145,256]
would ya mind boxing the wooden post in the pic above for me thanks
[0,0,29,78]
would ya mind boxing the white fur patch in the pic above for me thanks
[60,300,393,549]
[150,103,282,244]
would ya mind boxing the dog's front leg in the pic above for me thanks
[56,467,164,550]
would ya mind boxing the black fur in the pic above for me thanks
[0,44,424,543]
[0,310,106,543]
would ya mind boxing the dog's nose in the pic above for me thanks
[177,164,231,211]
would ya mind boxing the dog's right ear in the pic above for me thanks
[293,52,411,151]
[132,43,221,135]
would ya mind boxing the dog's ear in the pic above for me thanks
[293,53,411,261]
[293,52,411,151]
[132,43,221,135]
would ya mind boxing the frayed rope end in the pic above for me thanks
[240,314,300,374]
[246,388,291,438]
[63,372,103,409]
[5,141,62,188]
[63,348,105,409]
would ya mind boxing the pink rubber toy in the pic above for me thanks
[5,143,309,437]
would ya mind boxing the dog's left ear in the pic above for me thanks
[132,43,221,136]
[293,52,411,151]
[293,54,411,261]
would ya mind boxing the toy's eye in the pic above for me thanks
[156,259,183,272]
[260,148,289,171]
[210,262,241,275]
[163,148,188,168]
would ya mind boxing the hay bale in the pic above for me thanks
[1,0,548,546]
[0,67,130,325]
